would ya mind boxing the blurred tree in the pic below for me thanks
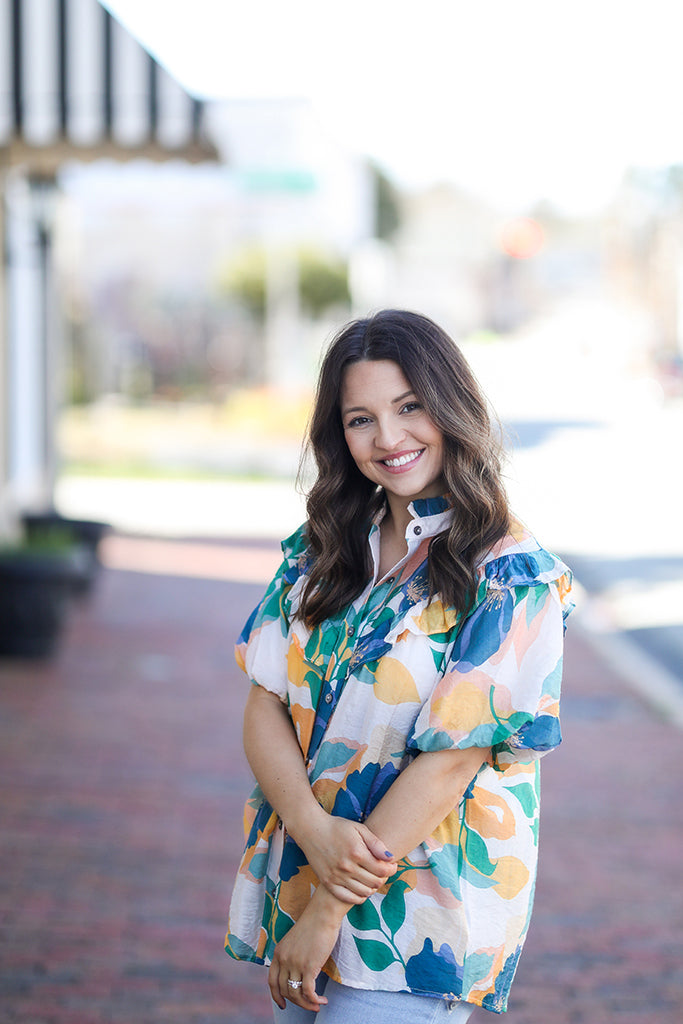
[221,245,268,319]
[220,245,350,320]
[298,247,350,317]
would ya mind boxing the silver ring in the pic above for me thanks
[287,979,303,990]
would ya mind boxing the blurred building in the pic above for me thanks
[603,167,683,393]
[384,183,501,338]
[55,97,378,399]
[0,0,216,532]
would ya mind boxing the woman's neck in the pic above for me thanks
[384,494,413,539]
[377,497,412,580]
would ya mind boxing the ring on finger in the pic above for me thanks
[287,979,303,990]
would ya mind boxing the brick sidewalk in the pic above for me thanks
[0,540,681,1023]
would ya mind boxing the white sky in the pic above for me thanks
[102,0,683,213]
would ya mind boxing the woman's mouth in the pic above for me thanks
[379,449,425,471]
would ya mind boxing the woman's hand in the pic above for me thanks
[292,810,397,904]
[243,686,396,901]
[268,887,348,1012]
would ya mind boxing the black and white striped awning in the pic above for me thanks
[0,0,217,170]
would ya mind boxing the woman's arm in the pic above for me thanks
[269,885,348,1010]
[269,744,489,1011]
[243,684,396,902]
[364,744,489,857]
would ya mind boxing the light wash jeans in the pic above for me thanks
[273,976,476,1024]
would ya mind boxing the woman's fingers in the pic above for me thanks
[299,817,397,896]
[327,881,375,904]
[301,975,318,1006]
[267,893,342,1011]
[357,823,398,868]
[269,948,323,1011]
[326,858,396,896]
[342,828,397,882]
[269,962,326,1012]
[299,972,327,1011]
[267,959,286,1009]
[326,865,398,903]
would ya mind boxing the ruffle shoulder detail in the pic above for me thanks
[279,523,313,587]
[478,518,573,618]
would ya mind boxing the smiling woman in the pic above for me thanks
[341,361,445,504]
[225,309,573,1021]
[340,359,447,582]
[301,311,510,628]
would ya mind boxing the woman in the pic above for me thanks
[225,310,572,1021]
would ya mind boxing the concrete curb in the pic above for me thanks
[572,580,683,731]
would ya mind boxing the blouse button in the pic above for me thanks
[413,525,422,535]
[324,692,333,704]
[347,625,355,637]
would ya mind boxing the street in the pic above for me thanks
[0,537,681,1023]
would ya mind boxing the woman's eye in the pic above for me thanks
[401,402,421,414]
[346,416,370,428]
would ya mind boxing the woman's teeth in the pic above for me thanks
[383,451,422,468]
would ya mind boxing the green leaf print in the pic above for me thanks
[431,845,462,899]
[525,583,547,623]
[353,936,398,971]
[380,880,408,936]
[511,781,538,817]
[272,902,294,943]
[309,740,358,783]
[463,825,496,877]
[347,898,381,932]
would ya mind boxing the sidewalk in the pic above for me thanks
[0,535,681,1023]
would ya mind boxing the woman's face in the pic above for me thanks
[340,359,445,506]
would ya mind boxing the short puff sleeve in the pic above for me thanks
[408,556,572,769]
[234,525,310,701]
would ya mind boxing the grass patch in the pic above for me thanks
[59,460,292,483]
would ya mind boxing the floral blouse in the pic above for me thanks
[225,497,573,1014]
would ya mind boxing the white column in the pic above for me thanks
[0,168,10,534]
[5,172,57,511]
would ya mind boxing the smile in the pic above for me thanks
[380,449,424,469]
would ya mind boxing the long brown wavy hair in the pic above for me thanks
[298,309,510,626]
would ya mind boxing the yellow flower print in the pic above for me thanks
[290,699,315,754]
[557,571,573,604]
[278,862,319,920]
[415,600,459,635]
[491,855,530,900]
[430,675,492,734]
[373,657,422,705]
[287,634,308,688]
[466,787,516,840]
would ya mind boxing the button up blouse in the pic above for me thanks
[225,497,573,1014]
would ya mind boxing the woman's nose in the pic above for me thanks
[375,416,406,451]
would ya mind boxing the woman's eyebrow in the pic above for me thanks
[343,390,415,416]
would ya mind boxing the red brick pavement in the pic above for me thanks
[0,538,681,1023]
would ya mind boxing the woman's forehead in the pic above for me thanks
[341,360,412,405]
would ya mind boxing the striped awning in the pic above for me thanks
[0,0,217,171]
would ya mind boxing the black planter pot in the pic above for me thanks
[21,512,110,595]
[0,548,84,658]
